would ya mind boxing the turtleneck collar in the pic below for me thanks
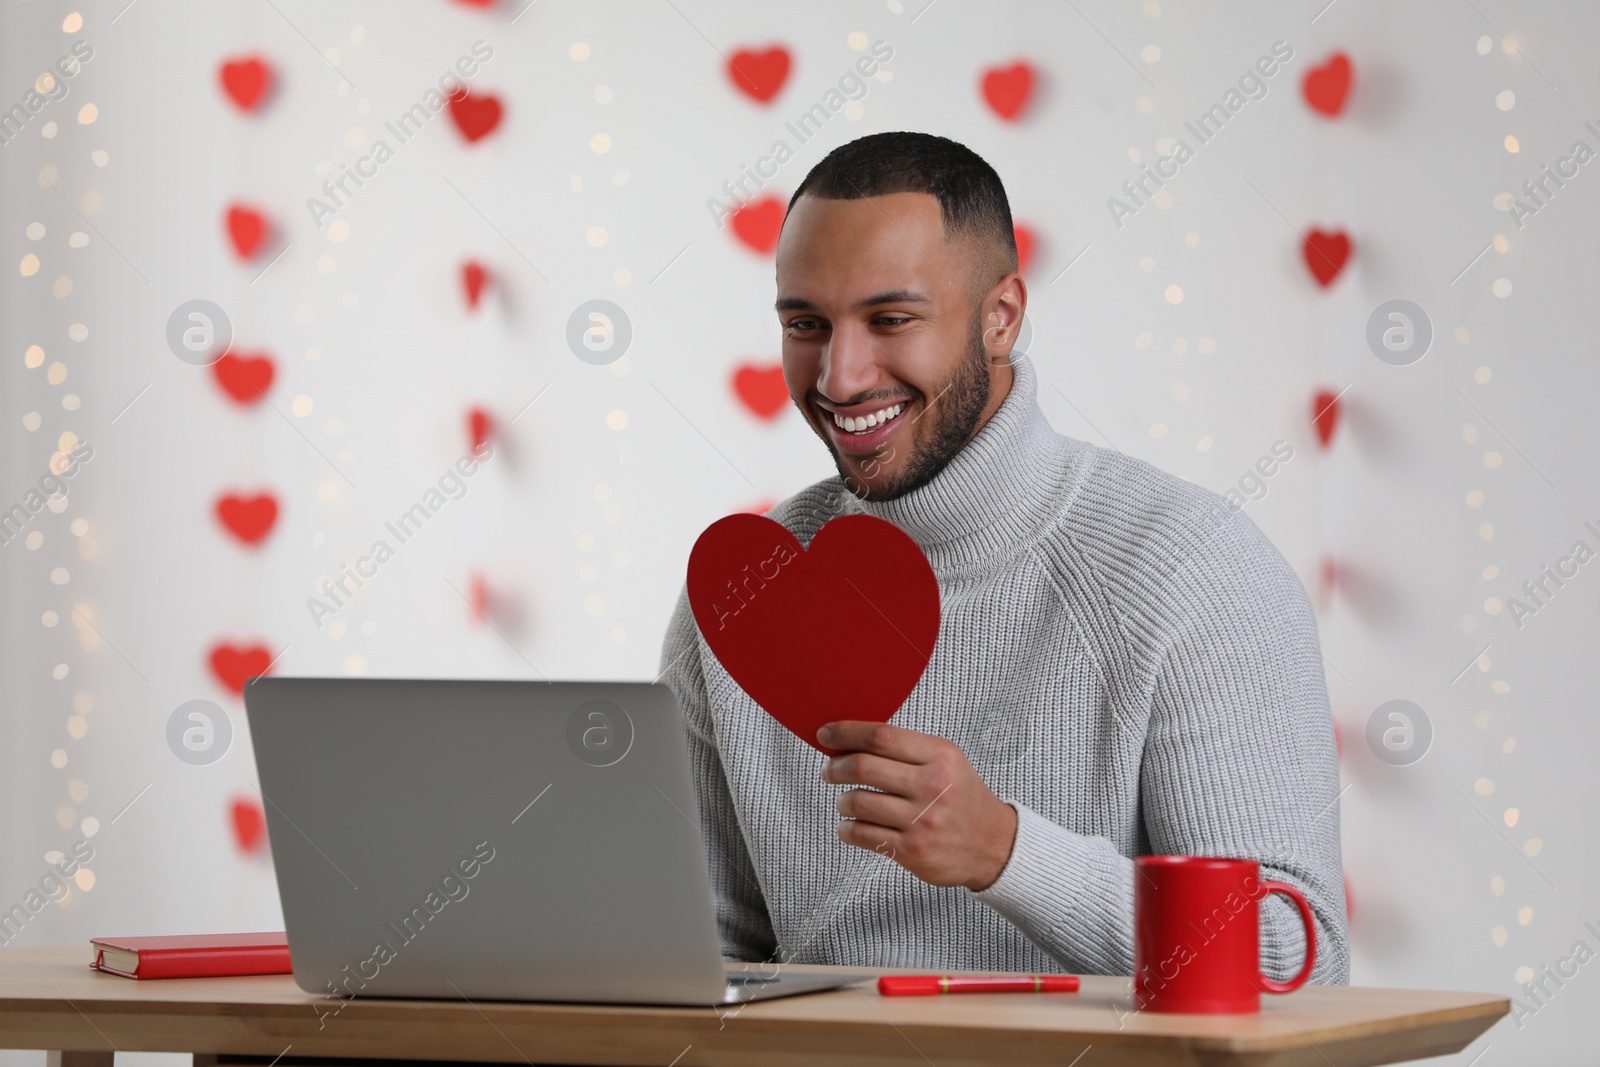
[838,353,1075,578]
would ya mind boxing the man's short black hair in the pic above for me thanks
[787,131,1018,290]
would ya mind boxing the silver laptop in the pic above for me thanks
[244,678,860,1005]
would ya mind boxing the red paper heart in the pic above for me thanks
[732,362,789,420]
[1311,388,1341,448]
[731,195,785,255]
[211,351,274,404]
[1302,229,1351,287]
[219,56,273,113]
[981,61,1036,121]
[688,513,939,754]
[467,571,490,623]
[1303,52,1352,117]
[216,493,279,546]
[448,90,503,142]
[1319,555,1339,607]
[468,407,492,451]
[225,205,269,260]
[1013,224,1035,275]
[727,46,791,103]
[209,642,274,695]
[462,261,489,309]
[230,799,267,854]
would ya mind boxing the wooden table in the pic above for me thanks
[1,947,1505,1067]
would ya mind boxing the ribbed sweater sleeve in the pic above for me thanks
[660,586,778,962]
[1141,506,1349,985]
[965,803,1137,974]
[968,502,1349,984]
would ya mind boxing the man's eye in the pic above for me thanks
[875,316,912,327]
[786,319,822,332]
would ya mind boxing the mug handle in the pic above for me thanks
[1256,880,1318,995]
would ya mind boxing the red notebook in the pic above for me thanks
[89,932,292,979]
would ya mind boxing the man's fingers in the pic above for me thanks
[818,720,940,762]
[835,787,921,829]
[835,817,903,858]
[821,751,922,795]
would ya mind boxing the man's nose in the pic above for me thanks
[818,323,877,403]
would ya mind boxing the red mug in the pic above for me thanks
[1132,855,1317,1014]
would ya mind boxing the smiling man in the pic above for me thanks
[660,131,1349,983]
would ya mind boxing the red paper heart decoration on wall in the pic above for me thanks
[731,195,785,254]
[737,497,778,516]
[467,571,490,623]
[688,513,940,755]
[211,352,274,404]
[1302,229,1351,287]
[448,90,503,142]
[727,46,792,103]
[230,799,267,854]
[1013,224,1035,275]
[468,407,492,451]
[225,205,269,260]
[1318,555,1339,608]
[225,206,269,260]
[209,643,274,695]
[216,493,279,546]
[981,62,1036,121]
[219,56,274,112]
[462,261,489,309]
[732,362,789,419]
[1312,389,1342,448]
[1302,52,1352,117]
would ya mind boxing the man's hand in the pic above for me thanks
[818,721,1018,891]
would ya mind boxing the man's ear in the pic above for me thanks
[980,273,1027,363]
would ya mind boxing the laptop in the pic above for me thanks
[244,677,862,1005]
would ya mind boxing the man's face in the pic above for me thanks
[775,191,1022,502]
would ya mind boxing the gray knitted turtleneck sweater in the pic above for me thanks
[659,352,1349,984]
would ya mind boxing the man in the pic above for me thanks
[659,131,1348,983]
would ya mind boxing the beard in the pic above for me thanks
[831,306,993,503]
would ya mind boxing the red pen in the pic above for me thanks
[878,974,1080,996]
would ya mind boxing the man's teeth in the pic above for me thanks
[832,402,906,434]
